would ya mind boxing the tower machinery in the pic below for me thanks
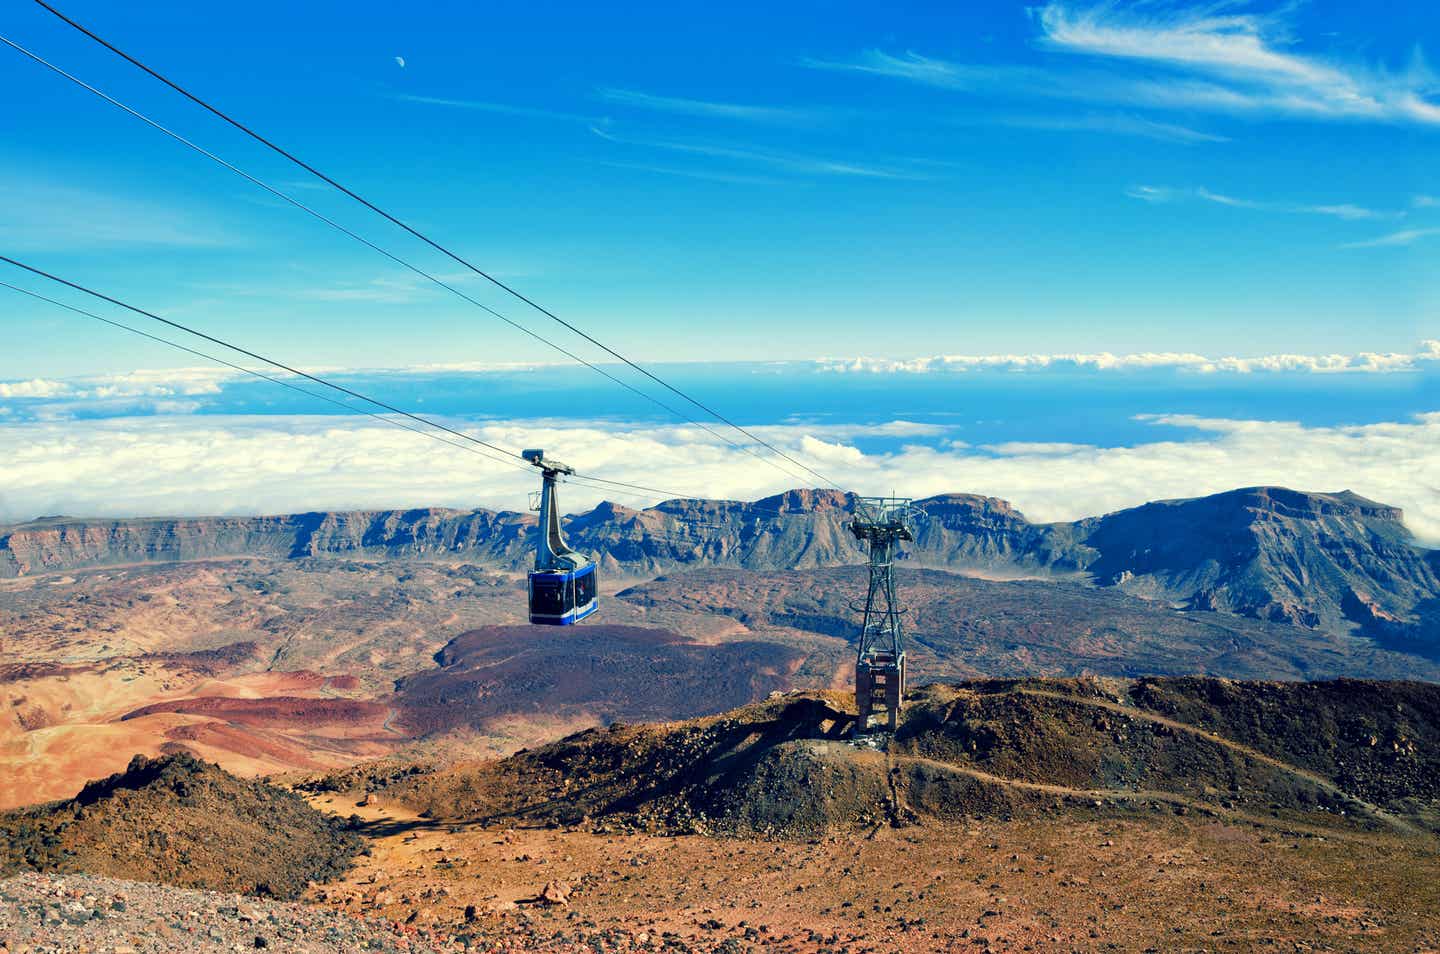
[849,496,914,732]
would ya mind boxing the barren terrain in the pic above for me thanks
[4,547,1438,811]
[288,678,1440,952]
[4,679,1438,952]
[302,795,1440,953]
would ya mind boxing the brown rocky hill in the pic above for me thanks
[368,677,1440,840]
[0,753,361,897]
[4,485,1437,647]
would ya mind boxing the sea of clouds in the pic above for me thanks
[3,411,1437,545]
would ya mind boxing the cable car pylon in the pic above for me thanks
[524,449,598,625]
[850,496,914,732]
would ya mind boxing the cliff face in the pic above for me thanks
[0,515,302,577]
[0,509,534,578]
[1077,488,1440,632]
[3,486,1437,645]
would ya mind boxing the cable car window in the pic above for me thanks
[574,567,596,608]
[530,577,568,616]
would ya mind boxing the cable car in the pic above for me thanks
[523,448,597,625]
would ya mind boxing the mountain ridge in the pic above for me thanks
[4,485,1436,646]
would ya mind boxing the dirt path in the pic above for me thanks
[1015,687,1421,835]
[889,752,1409,844]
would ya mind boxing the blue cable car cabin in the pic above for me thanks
[527,563,597,625]
[522,448,598,625]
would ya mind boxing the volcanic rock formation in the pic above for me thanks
[0,753,362,897]
[4,486,1437,645]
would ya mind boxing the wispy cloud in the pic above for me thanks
[596,161,787,187]
[595,88,825,124]
[295,280,425,304]
[391,93,601,124]
[590,126,926,180]
[1037,1,1440,124]
[1341,227,1440,249]
[291,268,493,303]
[0,172,235,251]
[997,113,1228,143]
[801,50,1026,90]
[809,3,1440,127]
[1127,184,1395,220]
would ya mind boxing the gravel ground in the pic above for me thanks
[0,873,713,954]
[0,872,462,954]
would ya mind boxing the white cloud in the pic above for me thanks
[982,441,1095,456]
[810,3,1440,127]
[0,367,241,406]
[1036,1,1440,124]
[1127,184,1394,219]
[83,367,237,397]
[816,343,1436,375]
[1,412,1436,546]
[0,379,71,399]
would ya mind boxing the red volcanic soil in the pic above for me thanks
[158,720,391,768]
[159,722,328,767]
[394,624,809,735]
[122,696,390,728]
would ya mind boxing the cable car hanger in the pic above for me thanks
[522,450,598,626]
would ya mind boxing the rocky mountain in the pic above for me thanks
[1074,488,1438,632]
[0,753,361,898]
[0,508,534,578]
[364,677,1440,839]
[4,486,1437,644]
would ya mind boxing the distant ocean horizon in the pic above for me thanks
[2,358,1437,543]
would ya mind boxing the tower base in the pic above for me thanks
[855,651,906,733]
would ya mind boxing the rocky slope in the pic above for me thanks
[4,486,1437,643]
[372,677,1440,840]
[1076,487,1438,632]
[0,753,361,898]
[0,872,463,954]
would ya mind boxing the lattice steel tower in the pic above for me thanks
[850,496,913,732]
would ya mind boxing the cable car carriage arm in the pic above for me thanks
[523,449,598,625]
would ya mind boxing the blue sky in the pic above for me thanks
[2,1,1439,529]
[3,0,1439,378]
